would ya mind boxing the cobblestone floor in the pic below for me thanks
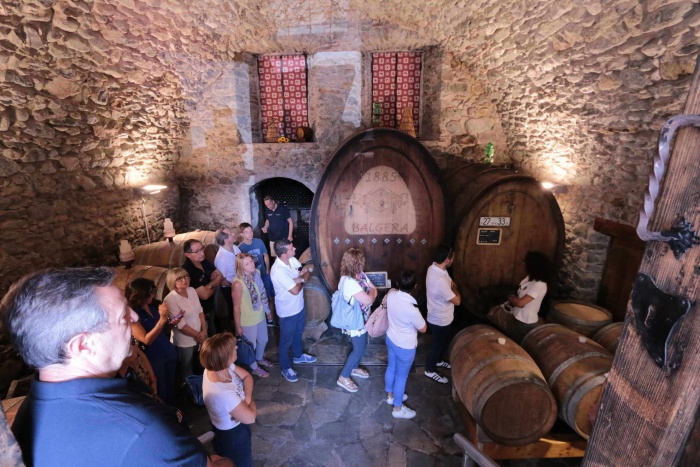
[181,325,582,467]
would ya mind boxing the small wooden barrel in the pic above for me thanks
[485,304,545,344]
[521,324,613,439]
[112,265,170,301]
[592,322,624,354]
[298,249,330,326]
[548,301,613,337]
[133,230,218,268]
[304,276,331,326]
[449,325,557,446]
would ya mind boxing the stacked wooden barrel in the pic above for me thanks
[443,163,564,316]
[592,322,624,354]
[132,230,218,268]
[112,265,170,301]
[547,301,613,337]
[521,324,613,439]
[450,325,557,445]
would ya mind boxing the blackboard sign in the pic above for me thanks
[365,271,389,288]
[477,228,502,245]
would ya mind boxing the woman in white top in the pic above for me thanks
[163,268,207,380]
[384,270,427,419]
[336,248,378,393]
[506,251,551,323]
[486,251,551,343]
[201,333,256,467]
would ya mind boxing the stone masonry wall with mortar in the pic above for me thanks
[1,0,697,306]
[355,0,699,299]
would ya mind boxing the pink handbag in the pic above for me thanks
[365,289,394,338]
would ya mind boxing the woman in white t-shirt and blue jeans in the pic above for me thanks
[201,333,257,467]
[385,270,427,419]
[336,248,378,393]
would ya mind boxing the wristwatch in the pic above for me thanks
[299,278,305,283]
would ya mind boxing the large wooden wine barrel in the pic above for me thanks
[443,163,564,316]
[548,301,613,337]
[132,230,218,268]
[112,265,170,301]
[311,129,445,295]
[592,322,624,354]
[449,325,557,445]
[521,324,613,439]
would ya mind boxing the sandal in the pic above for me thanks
[337,376,358,393]
[252,367,269,378]
[257,358,273,368]
[351,368,369,379]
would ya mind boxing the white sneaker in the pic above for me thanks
[437,361,452,369]
[386,394,408,405]
[424,371,449,384]
[392,405,416,419]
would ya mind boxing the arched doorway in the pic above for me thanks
[250,178,314,259]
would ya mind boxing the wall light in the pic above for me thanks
[541,181,569,194]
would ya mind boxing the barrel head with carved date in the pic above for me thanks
[311,128,445,296]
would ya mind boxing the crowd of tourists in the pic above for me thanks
[0,193,551,465]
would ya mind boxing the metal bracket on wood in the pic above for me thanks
[631,273,691,375]
[637,114,700,258]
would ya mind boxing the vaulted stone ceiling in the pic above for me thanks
[0,0,698,296]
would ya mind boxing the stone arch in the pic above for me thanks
[250,177,315,258]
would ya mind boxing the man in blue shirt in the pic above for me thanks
[1,267,232,467]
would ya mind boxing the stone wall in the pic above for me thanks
[1,0,697,304]
[177,47,507,233]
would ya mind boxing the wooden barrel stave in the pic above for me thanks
[311,128,445,296]
[548,301,613,337]
[449,325,557,446]
[521,324,613,439]
[444,163,564,316]
[303,275,331,326]
[591,322,623,354]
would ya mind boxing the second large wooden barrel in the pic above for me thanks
[592,322,624,354]
[449,325,557,445]
[133,230,218,268]
[311,128,445,296]
[443,163,564,316]
[112,265,170,301]
[521,324,613,439]
[548,301,613,337]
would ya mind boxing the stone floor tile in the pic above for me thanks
[387,442,407,467]
[391,419,441,455]
[336,441,375,466]
[256,402,304,427]
[361,432,390,464]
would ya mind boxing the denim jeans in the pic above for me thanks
[278,307,306,371]
[340,332,368,378]
[384,336,416,408]
[242,319,269,361]
[426,322,451,373]
[212,423,252,467]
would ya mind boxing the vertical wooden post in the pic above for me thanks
[584,54,700,465]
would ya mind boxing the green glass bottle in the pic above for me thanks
[484,142,494,164]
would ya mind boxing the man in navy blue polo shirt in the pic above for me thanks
[261,195,293,255]
[1,267,232,467]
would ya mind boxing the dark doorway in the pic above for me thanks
[251,178,314,259]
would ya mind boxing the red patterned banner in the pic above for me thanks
[258,55,309,140]
[371,52,421,133]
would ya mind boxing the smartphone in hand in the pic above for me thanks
[169,310,185,324]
